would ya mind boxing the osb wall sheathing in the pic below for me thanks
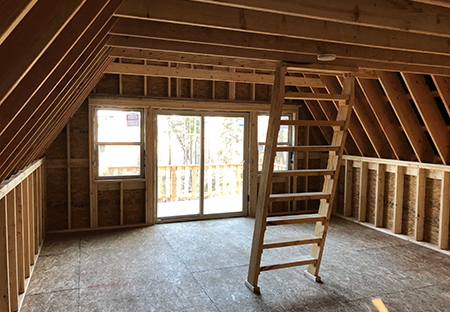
[98,190,121,227]
[424,178,441,245]
[351,168,361,218]
[402,175,417,237]
[384,172,395,231]
[46,127,68,231]
[337,163,444,248]
[366,170,377,224]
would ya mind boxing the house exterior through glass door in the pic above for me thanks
[156,111,248,221]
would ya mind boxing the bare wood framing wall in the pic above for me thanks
[45,57,310,231]
[336,155,450,250]
[0,159,45,312]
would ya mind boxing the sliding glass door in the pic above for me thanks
[156,111,248,221]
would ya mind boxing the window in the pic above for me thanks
[258,114,292,171]
[94,108,144,178]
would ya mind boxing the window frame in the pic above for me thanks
[257,113,293,172]
[93,106,145,180]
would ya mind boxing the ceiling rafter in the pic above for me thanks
[377,71,436,163]
[114,0,450,56]
[0,0,87,104]
[186,0,450,37]
[402,73,450,165]
[357,78,416,161]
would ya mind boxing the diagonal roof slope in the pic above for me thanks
[2,0,450,183]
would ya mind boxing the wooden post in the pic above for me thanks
[171,166,177,202]
[374,163,385,227]
[415,168,426,241]
[6,190,18,312]
[358,161,368,222]
[22,180,30,279]
[393,165,405,234]
[439,171,450,249]
[15,183,24,294]
[343,159,353,217]
[120,182,124,226]
[27,176,35,266]
[249,112,258,217]
[0,197,10,312]
[67,122,72,230]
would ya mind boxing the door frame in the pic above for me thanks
[155,109,249,223]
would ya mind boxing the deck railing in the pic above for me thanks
[157,164,243,202]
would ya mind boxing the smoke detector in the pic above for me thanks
[317,54,336,62]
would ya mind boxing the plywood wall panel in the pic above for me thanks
[367,170,377,224]
[351,168,360,218]
[181,79,191,98]
[235,83,251,101]
[95,73,119,94]
[123,189,145,225]
[255,84,270,102]
[97,190,120,227]
[214,81,228,99]
[122,75,144,96]
[45,127,67,160]
[402,175,417,237]
[46,168,68,231]
[193,80,212,99]
[384,172,395,231]
[424,178,441,245]
[147,77,168,97]
[70,167,90,229]
[70,101,89,159]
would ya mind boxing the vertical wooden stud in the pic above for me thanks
[28,176,35,266]
[415,168,426,241]
[33,172,38,254]
[120,182,124,226]
[343,159,353,217]
[229,68,236,100]
[89,105,98,229]
[439,171,450,249]
[15,183,24,294]
[21,180,29,279]
[249,112,258,217]
[374,163,385,227]
[144,60,148,96]
[0,197,10,312]
[393,165,405,234]
[358,161,368,222]
[67,122,72,230]
[6,190,18,312]
[118,58,123,95]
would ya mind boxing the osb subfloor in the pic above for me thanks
[22,216,450,312]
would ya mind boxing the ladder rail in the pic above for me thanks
[246,63,287,293]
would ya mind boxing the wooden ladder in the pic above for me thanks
[245,63,355,293]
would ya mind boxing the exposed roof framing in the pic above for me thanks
[2,0,450,182]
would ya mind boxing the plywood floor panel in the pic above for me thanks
[20,216,450,312]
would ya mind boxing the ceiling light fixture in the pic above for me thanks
[317,54,336,62]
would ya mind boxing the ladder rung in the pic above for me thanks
[266,213,326,226]
[269,192,330,202]
[263,235,322,249]
[280,120,345,127]
[285,91,350,101]
[273,169,335,177]
[260,255,317,272]
[277,145,340,152]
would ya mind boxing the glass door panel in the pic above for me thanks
[157,115,201,218]
[203,116,245,215]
